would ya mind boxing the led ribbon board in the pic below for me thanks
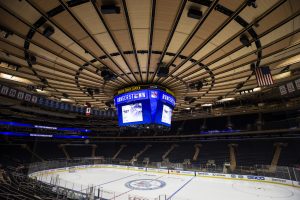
[114,89,176,127]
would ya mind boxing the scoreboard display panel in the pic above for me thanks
[114,89,176,127]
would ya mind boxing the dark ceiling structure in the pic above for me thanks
[0,0,300,119]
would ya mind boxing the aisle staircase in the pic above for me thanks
[91,144,97,158]
[270,143,287,172]
[22,144,44,161]
[162,144,178,160]
[228,144,238,171]
[192,144,202,161]
[113,144,127,159]
[59,144,70,160]
[131,144,152,162]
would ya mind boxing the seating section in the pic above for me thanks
[141,143,170,162]
[198,142,229,166]
[95,143,120,158]
[0,139,299,200]
[32,142,65,160]
[117,143,144,161]
[278,140,300,166]
[0,145,33,167]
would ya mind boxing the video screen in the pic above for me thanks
[121,103,143,123]
[161,104,172,125]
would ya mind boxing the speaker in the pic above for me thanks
[187,8,202,20]
[101,5,120,14]
[240,34,251,47]
[43,25,55,37]
[157,63,169,77]
[29,55,37,65]
[189,81,203,91]
[62,93,69,98]
[101,69,116,81]
[236,83,244,89]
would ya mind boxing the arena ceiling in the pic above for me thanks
[0,0,300,116]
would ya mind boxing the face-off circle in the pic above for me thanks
[125,179,166,190]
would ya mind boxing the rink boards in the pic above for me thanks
[28,164,300,188]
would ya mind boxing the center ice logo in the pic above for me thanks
[125,179,166,190]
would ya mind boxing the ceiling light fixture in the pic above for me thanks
[273,71,291,80]
[0,73,33,84]
[202,103,212,107]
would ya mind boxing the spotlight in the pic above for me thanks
[236,83,244,89]
[40,77,48,85]
[94,88,100,94]
[29,55,37,65]
[189,80,203,91]
[26,85,35,91]
[62,93,69,98]
[105,100,114,108]
[42,25,55,37]
[157,63,169,77]
[184,96,196,104]
[100,68,117,81]
[86,88,94,96]
[189,97,196,104]
[250,63,256,71]
[0,26,13,38]
[240,34,251,47]
[187,8,203,20]
[105,101,111,108]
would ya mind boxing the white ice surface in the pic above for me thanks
[36,167,300,200]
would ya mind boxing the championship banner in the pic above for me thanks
[8,88,17,98]
[286,82,295,93]
[295,79,300,90]
[116,85,175,96]
[0,83,116,118]
[1,85,9,95]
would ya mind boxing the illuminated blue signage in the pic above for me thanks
[114,89,176,127]
[115,90,148,105]
[114,89,175,107]
[0,131,88,139]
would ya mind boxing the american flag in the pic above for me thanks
[254,66,274,87]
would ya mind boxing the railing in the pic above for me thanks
[27,157,300,200]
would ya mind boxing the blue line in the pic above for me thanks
[167,177,194,200]
[99,172,141,186]
[112,175,165,199]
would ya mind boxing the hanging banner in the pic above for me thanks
[286,82,295,93]
[0,83,115,118]
[294,79,300,90]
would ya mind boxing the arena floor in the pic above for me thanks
[35,167,300,200]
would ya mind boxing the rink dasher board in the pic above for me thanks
[28,164,300,188]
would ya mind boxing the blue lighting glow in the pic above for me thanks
[0,120,91,133]
[0,131,88,139]
[114,89,176,127]
[200,129,241,134]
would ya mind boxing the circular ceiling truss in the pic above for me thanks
[0,0,299,112]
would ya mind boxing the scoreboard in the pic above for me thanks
[114,88,176,127]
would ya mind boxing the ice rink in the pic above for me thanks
[35,167,300,200]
